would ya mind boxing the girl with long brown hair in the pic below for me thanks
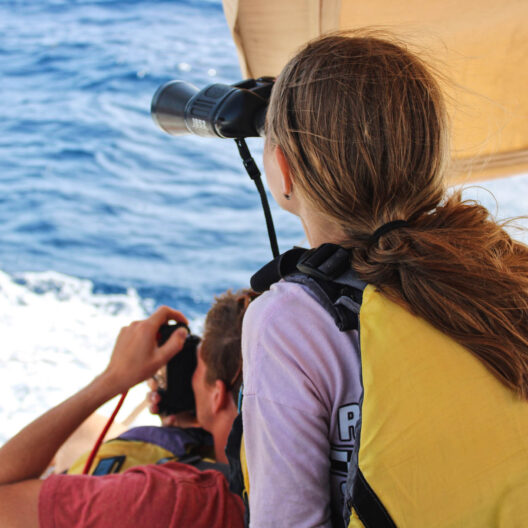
[240,32,528,527]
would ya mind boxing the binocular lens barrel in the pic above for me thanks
[151,81,200,136]
[151,77,274,139]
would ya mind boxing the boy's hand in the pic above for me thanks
[103,306,188,394]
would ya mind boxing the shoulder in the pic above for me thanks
[243,280,337,367]
[242,280,359,409]
[40,464,244,528]
[244,279,335,337]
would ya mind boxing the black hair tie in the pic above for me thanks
[369,220,409,244]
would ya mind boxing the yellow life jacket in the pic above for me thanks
[230,244,528,528]
[349,284,528,527]
[67,425,217,476]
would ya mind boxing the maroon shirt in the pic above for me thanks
[39,462,244,528]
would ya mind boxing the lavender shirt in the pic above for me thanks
[242,280,362,527]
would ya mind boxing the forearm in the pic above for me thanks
[0,372,120,485]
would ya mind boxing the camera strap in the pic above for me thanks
[234,138,279,258]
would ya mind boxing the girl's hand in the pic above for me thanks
[103,306,189,394]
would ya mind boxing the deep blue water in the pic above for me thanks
[0,0,303,318]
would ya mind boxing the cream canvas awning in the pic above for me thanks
[223,0,528,183]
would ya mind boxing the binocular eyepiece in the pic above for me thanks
[151,77,274,139]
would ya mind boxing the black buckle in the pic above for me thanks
[297,243,351,281]
[250,247,308,292]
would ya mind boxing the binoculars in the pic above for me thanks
[151,77,274,139]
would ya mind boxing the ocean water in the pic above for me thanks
[0,0,527,443]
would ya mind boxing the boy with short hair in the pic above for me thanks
[0,289,255,527]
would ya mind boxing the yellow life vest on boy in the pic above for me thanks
[67,426,217,476]
[231,244,528,527]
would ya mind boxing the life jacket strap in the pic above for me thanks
[225,414,246,497]
[250,244,366,331]
[226,413,251,526]
[285,273,361,331]
[250,246,307,292]
[349,469,397,528]
[297,243,351,280]
[177,453,231,479]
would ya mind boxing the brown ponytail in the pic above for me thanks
[354,193,528,398]
[267,31,528,398]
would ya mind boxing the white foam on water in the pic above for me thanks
[0,270,167,444]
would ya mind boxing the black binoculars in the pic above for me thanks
[151,77,274,139]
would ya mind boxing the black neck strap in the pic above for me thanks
[250,243,353,292]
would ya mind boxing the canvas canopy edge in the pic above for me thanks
[222,0,528,184]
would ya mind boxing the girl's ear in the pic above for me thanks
[275,146,294,196]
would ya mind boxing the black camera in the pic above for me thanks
[151,77,274,139]
[156,322,200,415]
